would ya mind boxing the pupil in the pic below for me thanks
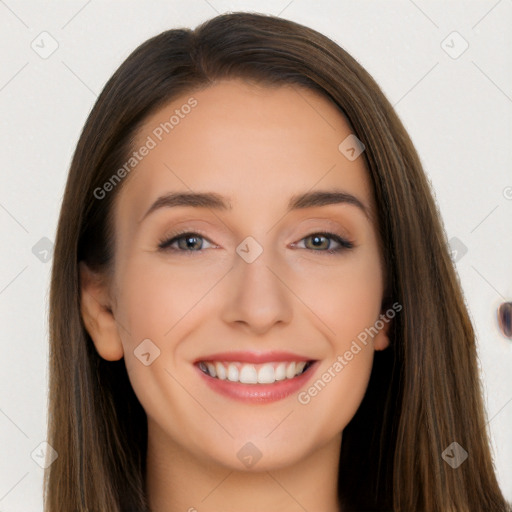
[312,235,324,248]
[179,235,200,250]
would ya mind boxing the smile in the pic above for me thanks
[197,360,313,384]
[194,352,319,403]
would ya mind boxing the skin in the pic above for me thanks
[80,79,391,512]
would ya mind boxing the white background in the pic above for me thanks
[1,1,511,509]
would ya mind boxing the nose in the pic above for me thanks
[219,242,294,336]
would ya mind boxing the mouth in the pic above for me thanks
[196,360,314,384]
[193,354,318,403]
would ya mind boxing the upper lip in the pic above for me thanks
[194,351,314,364]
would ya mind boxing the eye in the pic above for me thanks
[294,232,354,255]
[157,230,354,255]
[158,231,215,253]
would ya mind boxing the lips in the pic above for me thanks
[193,351,318,403]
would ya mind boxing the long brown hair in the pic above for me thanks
[45,12,511,511]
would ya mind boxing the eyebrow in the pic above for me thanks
[139,189,371,223]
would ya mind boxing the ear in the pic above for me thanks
[79,261,124,361]
[373,306,393,352]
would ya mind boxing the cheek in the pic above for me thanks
[291,252,382,434]
[115,253,219,346]
[112,257,208,443]
[297,344,374,443]
[293,248,384,339]
[112,254,222,414]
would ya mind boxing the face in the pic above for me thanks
[83,78,390,471]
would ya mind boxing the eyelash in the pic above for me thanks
[157,229,354,256]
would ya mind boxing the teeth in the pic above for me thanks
[199,360,311,384]
[296,361,306,374]
[215,362,226,380]
[227,363,239,382]
[285,362,296,379]
[206,362,216,378]
[239,365,258,384]
[275,363,286,381]
[257,363,275,384]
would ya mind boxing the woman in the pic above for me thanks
[44,11,511,512]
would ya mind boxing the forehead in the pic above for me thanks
[115,79,374,229]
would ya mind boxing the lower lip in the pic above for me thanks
[195,361,319,403]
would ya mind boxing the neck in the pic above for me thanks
[145,419,343,512]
